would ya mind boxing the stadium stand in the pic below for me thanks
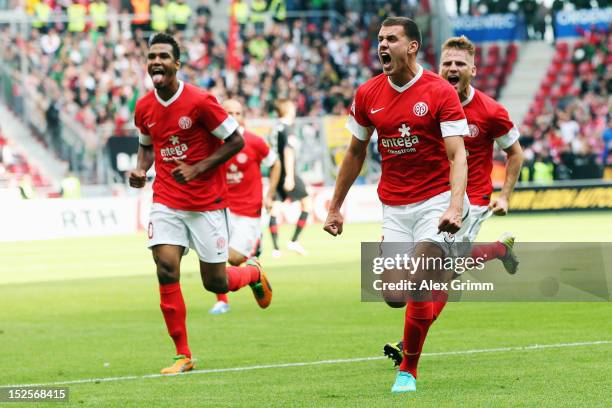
[1,1,608,186]
[0,1,427,171]
[520,27,611,181]
[0,127,49,188]
[472,42,519,99]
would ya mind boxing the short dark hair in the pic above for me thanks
[381,17,422,53]
[148,32,181,61]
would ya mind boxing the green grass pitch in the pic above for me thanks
[0,212,611,407]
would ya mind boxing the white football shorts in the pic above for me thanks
[382,190,471,256]
[463,204,492,243]
[147,203,229,263]
[229,212,261,258]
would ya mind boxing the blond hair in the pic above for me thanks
[275,99,295,117]
[441,35,475,57]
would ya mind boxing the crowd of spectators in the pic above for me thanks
[517,27,612,181]
[1,1,610,184]
[0,1,426,144]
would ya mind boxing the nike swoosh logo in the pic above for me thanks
[370,108,384,114]
[147,122,156,128]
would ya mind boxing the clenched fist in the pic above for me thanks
[128,169,147,188]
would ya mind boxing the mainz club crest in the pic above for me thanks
[216,236,226,250]
[178,116,192,130]
[468,124,480,138]
[413,102,428,117]
[236,153,248,163]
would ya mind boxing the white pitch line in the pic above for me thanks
[5,340,610,388]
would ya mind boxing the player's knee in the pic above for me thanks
[203,277,228,294]
[228,254,247,266]
[385,299,407,308]
[155,261,179,284]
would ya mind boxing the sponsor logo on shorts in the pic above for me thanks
[413,102,428,117]
[178,116,192,130]
[148,222,154,239]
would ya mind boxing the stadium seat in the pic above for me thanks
[555,41,569,55]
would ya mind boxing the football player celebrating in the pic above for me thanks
[383,35,524,368]
[324,17,470,393]
[129,33,272,374]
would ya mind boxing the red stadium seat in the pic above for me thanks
[552,53,565,66]
[578,62,593,75]
[560,74,574,88]
[555,41,569,55]
[560,62,575,76]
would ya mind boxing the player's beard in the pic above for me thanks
[457,75,471,99]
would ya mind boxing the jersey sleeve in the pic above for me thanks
[134,102,152,146]
[198,93,239,140]
[346,85,372,141]
[436,85,469,138]
[285,124,299,149]
[253,134,277,166]
[491,104,520,149]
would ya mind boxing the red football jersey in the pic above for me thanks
[134,81,239,211]
[462,87,519,205]
[226,130,276,218]
[347,66,469,205]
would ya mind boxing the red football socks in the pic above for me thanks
[400,301,434,378]
[226,265,260,291]
[159,282,191,358]
[216,293,228,303]
[432,289,448,320]
[471,242,507,262]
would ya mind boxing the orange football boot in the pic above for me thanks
[247,258,272,309]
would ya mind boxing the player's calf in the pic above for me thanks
[202,275,229,294]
